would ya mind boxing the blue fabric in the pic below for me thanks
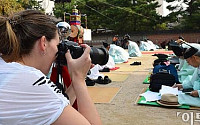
[178,93,200,107]
[178,59,195,83]
[109,44,129,64]
[182,68,200,89]
[139,41,151,51]
[139,41,156,51]
[153,64,179,82]
[146,40,156,50]
[178,67,200,107]
[128,41,142,57]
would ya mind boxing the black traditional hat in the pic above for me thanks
[103,42,109,48]
[178,36,184,41]
[183,47,198,59]
[168,41,184,56]
[152,54,168,59]
[124,34,130,40]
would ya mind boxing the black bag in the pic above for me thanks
[149,72,176,92]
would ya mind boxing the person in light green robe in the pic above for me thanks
[178,59,196,83]
[174,43,200,107]
[125,40,142,57]
[108,44,129,64]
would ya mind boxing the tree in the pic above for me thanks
[17,0,44,11]
[0,0,24,16]
[0,0,44,16]
[101,0,162,33]
[53,1,75,22]
[166,0,200,30]
[53,0,167,33]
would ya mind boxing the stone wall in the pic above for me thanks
[87,31,200,47]
[147,32,200,45]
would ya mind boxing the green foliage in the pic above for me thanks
[155,23,169,30]
[19,0,44,11]
[0,0,44,16]
[182,12,200,30]
[2,0,198,32]
[53,0,164,33]
[0,0,24,16]
[54,1,74,22]
[165,0,200,30]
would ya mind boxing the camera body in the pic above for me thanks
[56,40,109,66]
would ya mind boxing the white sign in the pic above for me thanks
[83,29,92,41]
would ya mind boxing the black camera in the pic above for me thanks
[56,41,109,66]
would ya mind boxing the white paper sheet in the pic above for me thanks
[140,91,161,102]
[159,85,179,95]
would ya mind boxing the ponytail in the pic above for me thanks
[0,17,20,62]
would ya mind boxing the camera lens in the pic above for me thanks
[90,47,109,65]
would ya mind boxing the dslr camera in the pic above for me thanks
[56,41,109,65]
[56,22,109,66]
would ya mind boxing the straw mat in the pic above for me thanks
[88,87,121,103]
[114,62,137,72]
[102,72,129,82]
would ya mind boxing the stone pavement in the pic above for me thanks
[93,53,199,125]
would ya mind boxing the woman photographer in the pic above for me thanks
[0,10,102,125]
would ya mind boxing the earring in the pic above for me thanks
[42,51,46,56]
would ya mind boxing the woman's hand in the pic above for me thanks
[65,44,92,82]
[190,90,199,97]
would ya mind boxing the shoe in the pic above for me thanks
[130,61,141,65]
[85,77,95,86]
[95,76,104,84]
[104,76,112,84]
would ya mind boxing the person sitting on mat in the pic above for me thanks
[144,38,157,51]
[170,37,200,84]
[103,42,129,64]
[136,40,152,51]
[124,35,142,57]
[173,45,200,107]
